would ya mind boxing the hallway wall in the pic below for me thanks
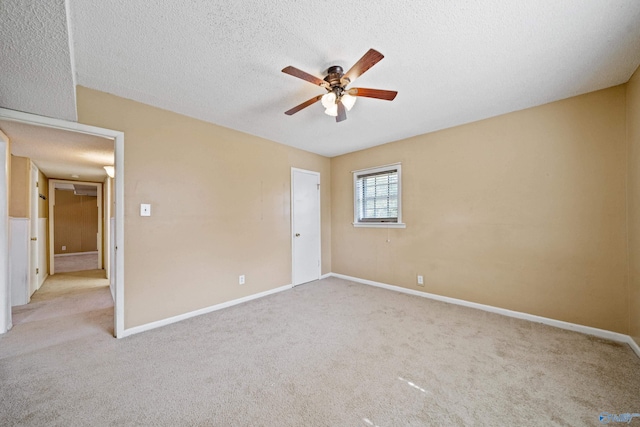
[9,155,28,218]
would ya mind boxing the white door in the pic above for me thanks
[29,163,39,297]
[291,168,321,286]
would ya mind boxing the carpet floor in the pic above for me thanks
[1,275,638,426]
[53,253,99,273]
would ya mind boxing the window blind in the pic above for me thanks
[356,169,398,222]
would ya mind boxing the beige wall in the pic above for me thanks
[76,81,634,336]
[76,86,331,329]
[53,189,98,254]
[8,157,48,219]
[627,66,640,346]
[9,155,29,218]
[332,86,628,333]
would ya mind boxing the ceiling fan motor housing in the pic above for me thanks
[324,66,346,88]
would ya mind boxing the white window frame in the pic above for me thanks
[352,163,405,228]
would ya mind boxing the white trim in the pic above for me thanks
[39,273,49,288]
[114,128,124,338]
[39,275,49,291]
[0,107,125,339]
[353,222,406,229]
[0,108,122,138]
[0,131,10,333]
[628,336,640,359]
[54,251,99,257]
[104,177,111,280]
[329,273,632,345]
[120,284,293,338]
[8,217,29,222]
[291,168,321,287]
[320,273,332,280]
[351,162,402,174]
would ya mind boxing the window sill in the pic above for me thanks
[353,222,406,229]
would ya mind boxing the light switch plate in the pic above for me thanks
[140,203,151,216]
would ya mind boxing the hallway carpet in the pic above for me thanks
[1,276,639,426]
[53,252,99,273]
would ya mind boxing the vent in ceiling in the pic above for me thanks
[55,182,97,197]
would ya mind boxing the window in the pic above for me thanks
[353,163,405,228]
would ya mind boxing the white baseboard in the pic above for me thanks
[320,273,332,280]
[120,283,293,338]
[329,273,634,348]
[38,273,48,290]
[55,251,98,257]
[628,336,640,359]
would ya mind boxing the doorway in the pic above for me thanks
[0,107,125,337]
[49,180,103,274]
[291,168,321,286]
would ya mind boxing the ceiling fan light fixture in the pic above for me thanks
[321,92,336,109]
[324,104,338,117]
[341,93,357,111]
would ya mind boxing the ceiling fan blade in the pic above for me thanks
[336,101,347,122]
[348,87,398,101]
[342,49,384,84]
[284,95,323,115]
[282,66,329,88]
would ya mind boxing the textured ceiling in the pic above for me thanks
[0,0,77,121]
[0,120,114,182]
[2,1,640,158]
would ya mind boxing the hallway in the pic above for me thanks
[4,270,113,358]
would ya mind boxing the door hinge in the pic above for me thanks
[317,183,320,190]
[36,268,39,275]
[36,182,39,188]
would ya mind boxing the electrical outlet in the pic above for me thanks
[417,275,424,286]
[62,246,66,251]
[239,275,245,285]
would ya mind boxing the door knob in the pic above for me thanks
[295,233,300,237]
[31,237,37,241]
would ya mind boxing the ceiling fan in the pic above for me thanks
[282,49,398,123]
